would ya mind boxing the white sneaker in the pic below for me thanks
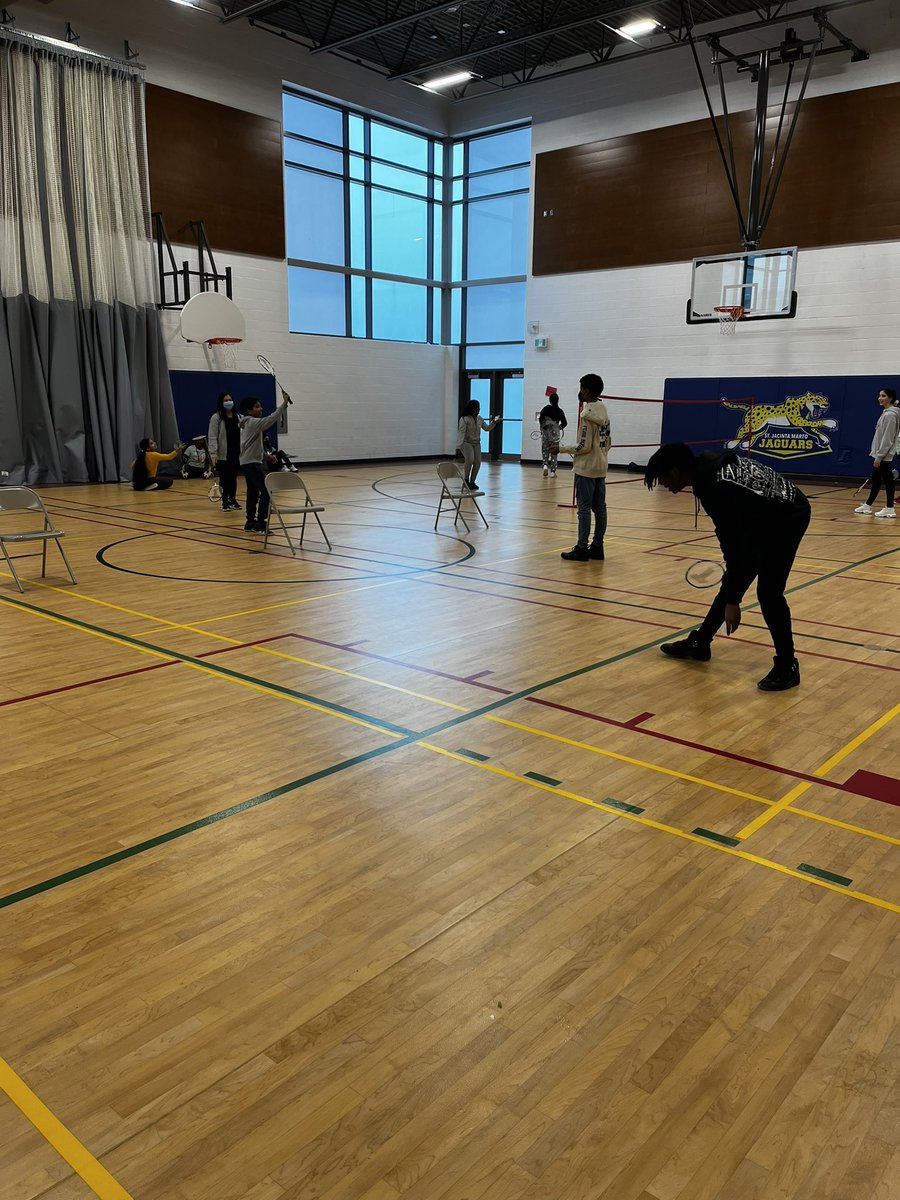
[874,507,896,518]
[854,503,873,514]
[550,469,557,477]
[542,466,548,477]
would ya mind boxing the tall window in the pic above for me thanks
[283,89,530,359]
[283,91,442,343]
[451,126,530,371]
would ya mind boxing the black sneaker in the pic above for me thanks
[588,544,604,560]
[253,521,267,533]
[244,520,257,531]
[757,658,800,691]
[561,546,589,561]
[660,631,711,661]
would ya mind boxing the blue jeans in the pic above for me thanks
[575,475,607,549]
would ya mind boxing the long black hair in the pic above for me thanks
[463,399,480,418]
[132,438,151,490]
[216,391,237,419]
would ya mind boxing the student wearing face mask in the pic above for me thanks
[207,392,242,511]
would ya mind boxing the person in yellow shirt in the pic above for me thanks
[131,438,180,491]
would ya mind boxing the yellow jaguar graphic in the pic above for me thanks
[724,391,837,458]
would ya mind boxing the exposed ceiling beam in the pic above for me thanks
[390,0,869,81]
[451,0,868,97]
[221,0,286,24]
[387,0,659,80]
[311,0,481,54]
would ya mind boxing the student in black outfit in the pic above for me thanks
[644,443,811,691]
[538,391,567,477]
[207,392,242,512]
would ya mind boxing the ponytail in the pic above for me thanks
[132,438,151,490]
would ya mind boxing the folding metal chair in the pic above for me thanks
[434,461,488,532]
[263,473,331,555]
[0,487,77,593]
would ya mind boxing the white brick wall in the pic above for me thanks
[520,242,900,464]
[161,247,457,462]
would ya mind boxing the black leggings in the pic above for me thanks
[218,460,239,506]
[697,505,811,662]
[866,460,895,508]
[133,478,173,491]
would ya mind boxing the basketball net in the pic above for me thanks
[207,337,241,370]
[713,305,744,336]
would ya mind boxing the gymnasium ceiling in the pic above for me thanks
[212,0,871,97]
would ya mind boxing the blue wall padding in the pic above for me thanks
[169,371,278,447]
[661,377,898,477]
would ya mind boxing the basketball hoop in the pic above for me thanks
[713,305,744,336]
[207,336,241,370]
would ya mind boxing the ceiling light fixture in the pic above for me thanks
[419,69,473,90]
[617,17,659,38]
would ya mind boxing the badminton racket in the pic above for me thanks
[685,560,725,589]
[257,354,292,404]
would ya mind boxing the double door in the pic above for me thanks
[464,371,524,460]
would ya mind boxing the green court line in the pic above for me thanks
[456,748,490,761]
[693,827,740,847]
[0,539,895,913]
[0,591,415,738]
[524,771,561,786]
[797,863,852,887]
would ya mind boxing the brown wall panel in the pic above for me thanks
[146,84,284,261]
[533,82,900,275]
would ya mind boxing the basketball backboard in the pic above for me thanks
[687,246,798,323]
[180,292,246,344]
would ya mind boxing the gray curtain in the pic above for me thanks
[0,32,177,484]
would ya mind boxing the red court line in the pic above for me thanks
[283,633,511,693]
[249,632,894,799]
[478,568,899,640]
[836,575,900,588]
[726,635,900,674]
[525,696,858,797]
[46,505,262,556]
[418,577,680,630]
[0,636,293,709]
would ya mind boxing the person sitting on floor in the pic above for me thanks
[131,438,180,491]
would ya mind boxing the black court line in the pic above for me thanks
[1,539,897,912]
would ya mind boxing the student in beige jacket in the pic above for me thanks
[559,374,611,561]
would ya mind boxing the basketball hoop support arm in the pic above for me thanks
[688,8,866,252]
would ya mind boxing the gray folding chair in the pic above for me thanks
[263,473,331,554]
[434,461,488,532]
[0,487,77,592]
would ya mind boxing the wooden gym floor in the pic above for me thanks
[1,461,898,1200]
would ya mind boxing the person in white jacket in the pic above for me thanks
[558,374,612,561]
[855,387,899,518]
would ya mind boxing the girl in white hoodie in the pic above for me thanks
[855,387,899,518]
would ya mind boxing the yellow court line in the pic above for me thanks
[0,572,468,715]
[736,702,900,839]
[484,714,770,806]
[416,743,900,915]
[4,597,403,740]
[0,1056,133,1199]
[483,714,900,847]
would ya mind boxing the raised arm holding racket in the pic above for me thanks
[644,443,811,692]
[258,355,292,406]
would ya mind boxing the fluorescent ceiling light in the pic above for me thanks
[419,70,473,91]
[617,18,659,38]
[170,0,199,7]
